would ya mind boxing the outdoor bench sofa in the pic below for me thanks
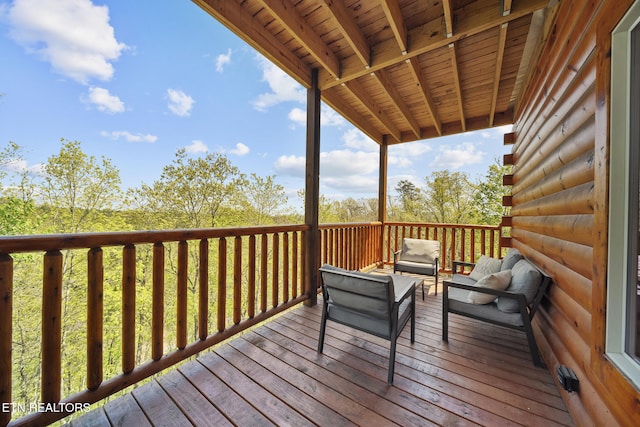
[442,248,552,367]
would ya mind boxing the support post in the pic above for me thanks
[378,137,388,267]
[305,68,321,306]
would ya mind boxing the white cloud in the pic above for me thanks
[101,130,157,143]
[230,142,249,156]
[7,0,127,84]
[274,148,379,193]
[85,86,124,113]
[430,142,485,170]
[342,129,377,152]
[288,105,347,128]
[2,158,45,176]
[216,48,232,72]
[185,140,208,154]
[167,89,194,117]
[252,56,305,111]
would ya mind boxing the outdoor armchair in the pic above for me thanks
[393,238,440,298]
[318,265,417,384]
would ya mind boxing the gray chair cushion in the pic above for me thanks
[469,255,501,281]
[448,299,525,327]
[468,270,512,304]
[399,238,440,264]
[497,259,542,313]
[500,248,524,271]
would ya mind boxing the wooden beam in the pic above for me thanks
[490,23,509,126]
[343,78,402,142]
[406,56,442,135]
[304,69,320,307]
[371,69,421,138]
[443,0,455,37]
[259,0,340,79]
[449,43,466,132]
[380,0,408,54]
[378,139,388,266]
[322,0,371,67]
[193,0,312,88]
[319,0,550,89]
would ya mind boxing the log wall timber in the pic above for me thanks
[511,0,639,425]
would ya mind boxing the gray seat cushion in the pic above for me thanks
[448,299,525,327]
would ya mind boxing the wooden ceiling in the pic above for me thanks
[193,0,556,145]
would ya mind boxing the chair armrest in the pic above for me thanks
[393,277,417,303]
[393,250,402,262]
[443,280,528,304]
[452,260,475,274]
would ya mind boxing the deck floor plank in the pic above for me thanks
[68,274,573,427]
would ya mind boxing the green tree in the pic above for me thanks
[474,161,511,225]
[133,149,246,229]
[423,170,475,224]
[239,174,288,225]
[41,139,122,233]
[394,179,424,221]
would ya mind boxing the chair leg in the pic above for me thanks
[411,292,416,343]
[421,281,425,300]
[388,337,397,384]
[523,317,543,367]
[442,284,449,341]
[318,303,328,353]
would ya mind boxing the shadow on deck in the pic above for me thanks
[69,274,573,426]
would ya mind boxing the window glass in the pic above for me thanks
[631,24,640,361]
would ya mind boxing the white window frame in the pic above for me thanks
[607,0,640,388]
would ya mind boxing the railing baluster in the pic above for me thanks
[199,239,209,340]
[261,234,268,312]
[248,235,256,318]
[87,247,104,390]
[292,231,298,298]
[0,254,13,427]
[272,233,279,308]
[217,237,227,332]
[283,232,289,302]
[177,241,188,349]
[122,244,136,373]
[152,243,164,361]
[233,236,242,325]
[42,250,62,404]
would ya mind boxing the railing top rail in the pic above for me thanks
[384,222,500,230]
[0,224,310,254]
[319,221,382,229]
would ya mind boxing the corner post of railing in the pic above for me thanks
[0,253,13,427]
[378,138,388,267]
[304,67,321,306]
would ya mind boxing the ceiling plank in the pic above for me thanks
[489,23,509,126]
[406,56,442,136]
[322,0,371,68]
[258,0,341,79]
[343,79,402,142]
[442,0,455,37]
[319,0,550,89]
[371,69,421,139]
[194,0,312,88]
[449,43,466,132]
[380,0,408,54]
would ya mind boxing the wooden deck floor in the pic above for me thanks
[69,279,573,427]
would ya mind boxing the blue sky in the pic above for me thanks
[0,0,512,212]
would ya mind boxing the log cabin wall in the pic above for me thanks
[510,0,639,425]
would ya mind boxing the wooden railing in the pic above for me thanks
[0,221,500,426]
[383,222,504,271]
[0,225,312,427]
[319,222,382,271]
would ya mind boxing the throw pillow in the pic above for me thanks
[469,255,501,281]
[467,270,512,304]
[497,259,542,312]
[500,248,524,271]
